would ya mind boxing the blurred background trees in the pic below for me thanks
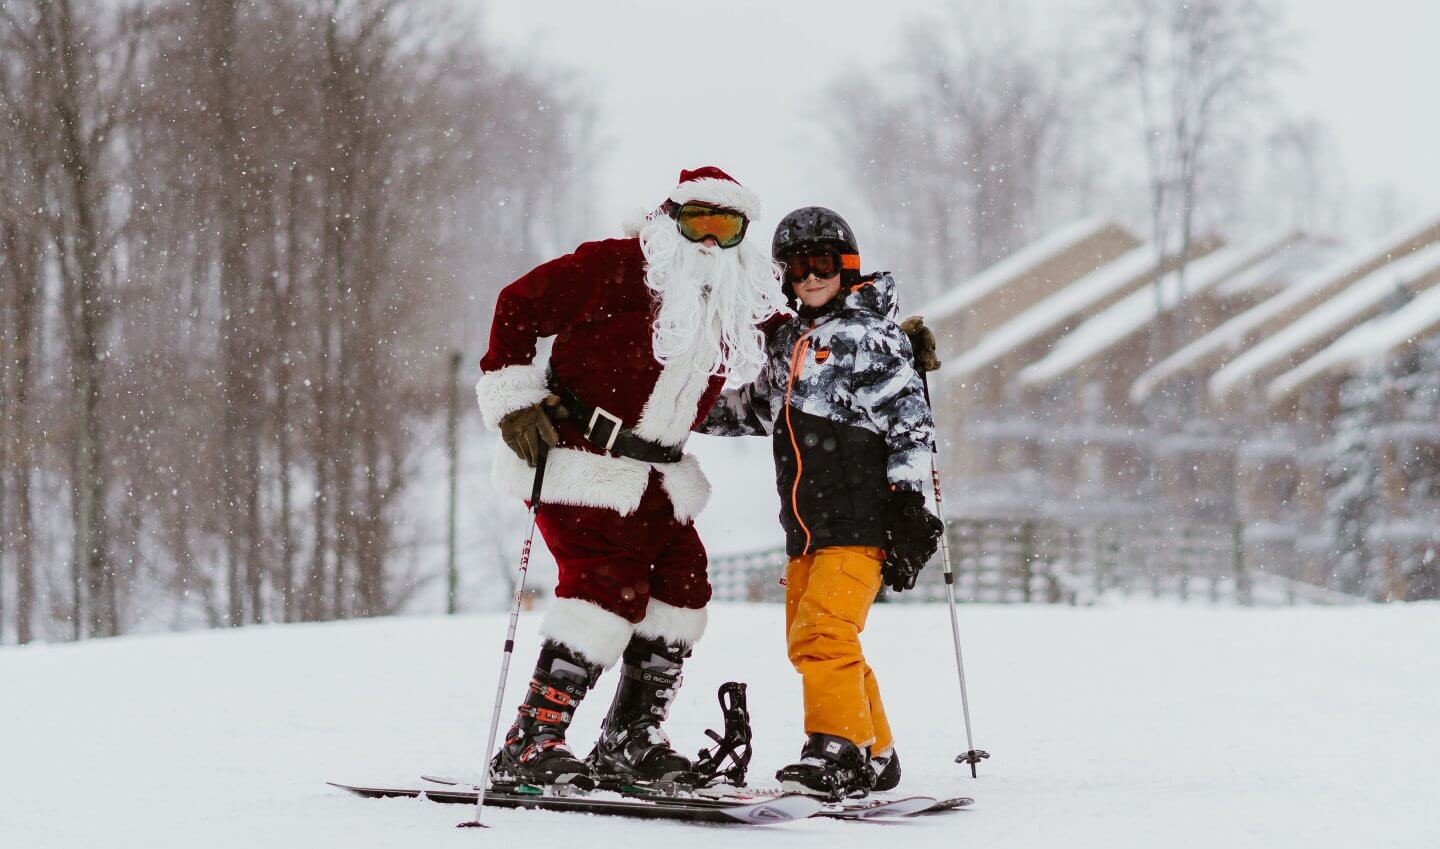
[0,0,588,641]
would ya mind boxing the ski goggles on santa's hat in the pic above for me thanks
[782,250,848,283]
[667,202,749,248]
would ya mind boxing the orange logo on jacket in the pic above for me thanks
[813,348,831,363]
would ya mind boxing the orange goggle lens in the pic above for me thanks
[674,204,748,247]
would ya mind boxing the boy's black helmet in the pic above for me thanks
[772,206,859,260]
[773,207,864,305]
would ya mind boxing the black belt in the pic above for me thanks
[548,376,685,464]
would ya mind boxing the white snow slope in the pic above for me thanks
[2,603,1436,849]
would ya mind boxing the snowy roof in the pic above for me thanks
[946,243,1168,378]
[1209,241,1440,403]
[1017,232,1295,387]
[1129,213,1440,404]
[1210,237,1343,300]
[1269,278,1440,402]
[919,218,1121,322]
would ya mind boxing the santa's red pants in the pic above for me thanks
[535,471,711,622]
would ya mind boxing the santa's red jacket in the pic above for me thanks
[475,236,727,523]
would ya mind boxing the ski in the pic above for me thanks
[421,775,969,819]
[328,781,821,825]
[696,784,975,817]
[684,788,936,819]
[915,796,976,815]
[825,795,937,819]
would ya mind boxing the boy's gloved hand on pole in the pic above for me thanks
[883,490,945,592]
[900,315,941,372]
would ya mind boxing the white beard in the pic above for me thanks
[638,211,788,386]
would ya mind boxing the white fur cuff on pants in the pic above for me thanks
[539,597,635,669]
[634,598,708,647]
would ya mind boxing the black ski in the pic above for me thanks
[825,795,936,819]
[328,781,821,825]
[696,784,975,816]
[622,786,939,819]
[421,775,971,819]
[915,796,976,814]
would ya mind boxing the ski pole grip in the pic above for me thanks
[530,442,550,506]
[914,356,938,456]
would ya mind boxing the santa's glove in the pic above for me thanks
[499,395,568,468]
[883,489,945,593]
[900,315,940,372]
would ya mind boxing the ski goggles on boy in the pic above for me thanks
[670,203,749,248]
[782,251,842,283]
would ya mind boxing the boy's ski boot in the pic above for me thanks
[587,634,694,787]
[491,640,601,791]
[869,746,901,791]
[776,733,875,800]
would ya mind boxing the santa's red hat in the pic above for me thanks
[667,166,761,220]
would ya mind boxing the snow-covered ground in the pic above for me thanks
[2,602,1436,849]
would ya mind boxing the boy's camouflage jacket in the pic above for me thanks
[701,273,936,554]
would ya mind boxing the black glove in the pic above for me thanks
[883,489,944,593]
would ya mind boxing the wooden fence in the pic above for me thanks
[708,519,1363,606]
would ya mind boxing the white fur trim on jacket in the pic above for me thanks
[634,598,708,647]
[492,443,649,515]
[632,354,713,448]
[491,442,711,522]
[539,597,635,669]
[669,178,761,220]
[474,363,549,430]
[656,453,711,524]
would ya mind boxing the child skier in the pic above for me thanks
[701,207,944,799]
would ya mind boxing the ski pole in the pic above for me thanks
[917,369,989,778]
[460,441,549,829]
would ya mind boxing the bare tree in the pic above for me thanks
[0,0,153,638]
[0,53,47,642]
[834,7,1081,303]
[0,159,45,645]
[1103,0,1289,352]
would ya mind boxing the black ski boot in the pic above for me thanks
[776,733,875,800]
[868,747,901,792]
[491,640,601,791]
[587,634,694,786]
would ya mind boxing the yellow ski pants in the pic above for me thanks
[784,545,893,754]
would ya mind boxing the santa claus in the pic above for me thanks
[474,167,787,788]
